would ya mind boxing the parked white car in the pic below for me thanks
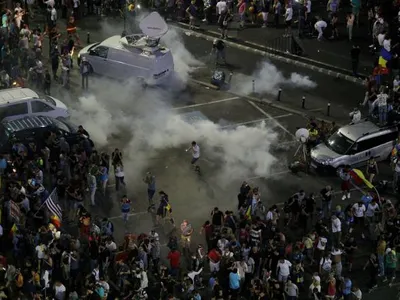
[77,12,174,85]
[0,88,69,121]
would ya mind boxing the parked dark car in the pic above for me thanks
[0,115,85,153]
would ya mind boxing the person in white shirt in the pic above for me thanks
[50,7,57,25]
[331,215,342,247]
[54,281,66,300]
[365,199,380,224]
[377,32,385,46]
[372,86,388,125]
[115,163,126,191]
[44,0,55,8]
[319,254,332,280]
[314,19,327,41]
[186,141,201,172]
[349,107,361,123]
[306,0,311,18]
[352,202,366,238]
[331,247,343,277]
[276,258,292,283]
[393,75,400,93]
[284,5,293,37]
[216,0,227,16]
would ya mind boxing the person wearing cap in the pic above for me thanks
[80,56,90,90]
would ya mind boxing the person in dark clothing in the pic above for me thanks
[363,253,379,292]
[237,181,251,209]
[44,69,51,95]
[50,46,59,80]
[351,45,361,76]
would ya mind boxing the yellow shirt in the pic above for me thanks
[377,240,386,255]
[304,238,313,249]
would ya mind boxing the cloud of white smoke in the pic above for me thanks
[68,77,280,186]
[231,61,317,95]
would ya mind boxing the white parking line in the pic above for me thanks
[221,113,293,128]
[246,101,295,138]
[172,97,240,110]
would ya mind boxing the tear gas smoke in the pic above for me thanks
[231,61,317,96]
[69,79,281,185]
[67,16,284,186]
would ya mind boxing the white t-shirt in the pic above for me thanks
[277,260,292,276]
[366,202,379,217]
[331,249,343,256]
[315,20,327,28]
[320,257,332,271]
[352,289,362,300]
[332,218,341,233]
[306,0,311,13]
[352,203,366,217]
[51,8,57,21]
[317,237,327,250]
[377,33,385,46]
[106,241,117,252]
[54,284,66,300]
[192,144,200,159]
[73,0,80,8]
[383,39,391,52]
[36,245,46,259]
[216,1,227,14]
[44,0,55,7]
[393,79,400,91]
[285,7,293,21]
[0,225,3,237]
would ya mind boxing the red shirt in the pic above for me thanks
[167,250,180,268]
[208,249,221,262]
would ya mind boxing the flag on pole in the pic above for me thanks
[44,188,62,221]
[349,169,374,189]
[9,201,21,222]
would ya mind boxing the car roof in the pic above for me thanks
[0,88,39,105]
[3,116,55,133]
[99,35,128,51]
[339,120,394,141]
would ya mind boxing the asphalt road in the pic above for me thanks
[32,15,398,299]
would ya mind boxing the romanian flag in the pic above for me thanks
[50,215,61,229]
[378,48,392,68]
[9,223,18,238]
[245,205,252,221]
[349,169,374,189]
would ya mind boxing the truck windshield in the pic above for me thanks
[325,131,354,155]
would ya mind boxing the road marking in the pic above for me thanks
[108,211,149,220]
[172,97,240,110]
[221,113,293,128]
[246,101,295,138]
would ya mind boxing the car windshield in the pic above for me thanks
[325,131,354,155]
[51,118,71,133]
[42,95,56,106]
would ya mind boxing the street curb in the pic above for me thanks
[172,23,365,86]
[189,79,344,126]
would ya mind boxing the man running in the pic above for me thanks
[186,141,200,172]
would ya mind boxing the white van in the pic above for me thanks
[77,12,174,85]
[0,88,69,121]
